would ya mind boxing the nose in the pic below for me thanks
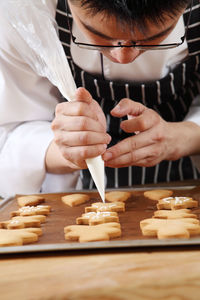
[110,46,140,64]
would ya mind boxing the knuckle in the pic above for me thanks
[150,150,159,159]
[154,131,163,142]
[55,103,65,115]
[80,147,89,159]
[130,151,138,162]
[62,148,73,161]
[137,118,147,131]
[99,144,107,154]
[150,148,161,159]
[145,158,157,167]
[54,133,63,145]
[51,119,60,130]
[120,98,131,105]
[79,117,88,130]
[130,137,137,150]
[80,132,89,145]
[111,147,120,158]
[76,102,87,115]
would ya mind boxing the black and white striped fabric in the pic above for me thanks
[56,0,200,188]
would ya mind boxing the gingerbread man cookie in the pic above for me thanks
[0,228,42,247]
[17,195,45,207]
[76,211,119,225]
[105,191,131,202]
[64,222,121,243]
[157,197,198,210]
[11,205,51,217]
[0,215,46,229]
[140,218,200,239]
[144,189,173,201]
[62,193,90,207]
[85,202,125,213]
[153,209,198,219]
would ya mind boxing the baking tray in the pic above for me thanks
[1,185,200,254]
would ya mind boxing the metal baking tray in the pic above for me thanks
[1,185,200,254]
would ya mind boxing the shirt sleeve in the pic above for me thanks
[0,122,54,198]
[0,9,79,198]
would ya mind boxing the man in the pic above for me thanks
[0,0,200,197]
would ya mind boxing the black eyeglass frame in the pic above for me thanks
[65,0,193,51]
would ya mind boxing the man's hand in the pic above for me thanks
[102,98,200,168]
[48,87,111,173]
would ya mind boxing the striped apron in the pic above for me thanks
[56,0,200,188]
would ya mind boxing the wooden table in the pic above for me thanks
[1,180,200,300]
[1,247,200,300]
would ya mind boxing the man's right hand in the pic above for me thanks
[47,87,111,173]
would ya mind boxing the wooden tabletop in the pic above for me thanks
[1,180,200,300]
[1,247,200,300]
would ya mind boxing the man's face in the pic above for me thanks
[68,1,185,64]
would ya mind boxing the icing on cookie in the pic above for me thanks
[10,220,21,225]
[85,211,114,220]
[163,197,193,204]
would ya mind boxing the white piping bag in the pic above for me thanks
[3,0,105,202]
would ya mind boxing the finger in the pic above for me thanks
[55,101,95,119]
[60,144,107,167]
[111,98,147,118]
[104,144,163,168]
[56,93,106,126]
[54,131,111,147]
[103,131,156,162]
[120,109,161,133]
[75,87,93,104]
[75,88,105,125]
[52,115,106,133]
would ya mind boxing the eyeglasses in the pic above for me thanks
[65,0,192,51]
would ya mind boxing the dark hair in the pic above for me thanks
[69,0,191,32]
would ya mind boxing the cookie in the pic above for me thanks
[76,211,119,225]
[11,205,51,217]
[61,193,90,207]
[105,191,131,202]
[153,209,198,219]
[17,195,45,207]
[0,228,42,247]
[144,189,173,201]
[1,220,25,230]
[64,222,121,243]
[140,218,200,239]
[157,197,198,210]
[85,202,125,213]
[0,215,46,229]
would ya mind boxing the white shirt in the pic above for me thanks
[0,0,199,198]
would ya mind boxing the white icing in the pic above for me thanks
[83,212,97,219]
[174,197,191,204]
[10,220,21,225]
[162,197,174,203]
[19,205,48,213]
[162,196,192,204]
